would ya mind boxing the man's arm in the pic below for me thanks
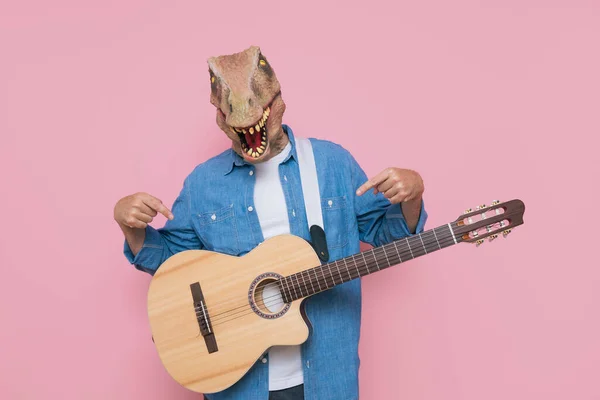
[114,177,203,274]
[349,155,427,247]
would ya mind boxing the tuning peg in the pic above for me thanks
[464,208,474,225]
[475,239,484,247]
[502,229,512,238]
[477,204,487,219]
[488,234,498,242]
[493,200,503,223]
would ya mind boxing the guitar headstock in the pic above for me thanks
[453,199,525,246]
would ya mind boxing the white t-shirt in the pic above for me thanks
[253,142,304,391]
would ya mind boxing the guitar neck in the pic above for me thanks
[279,222,461,302]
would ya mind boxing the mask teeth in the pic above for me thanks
[239,127,268,159]
[233,106,271,159]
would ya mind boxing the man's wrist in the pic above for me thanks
[401,196,423,233]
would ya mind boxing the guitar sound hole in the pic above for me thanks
[252,278,288,317]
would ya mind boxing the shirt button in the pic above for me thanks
[328,200,333,206]
[249,170,254,176]
[248,206,254,212]
[211,214,216,221]
[261,358,267,363]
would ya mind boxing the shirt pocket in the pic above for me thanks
[321,196,348,249]
[193,203,240,255]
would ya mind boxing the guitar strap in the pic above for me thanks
[295,137,329,262]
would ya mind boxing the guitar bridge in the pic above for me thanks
[190,282,218,353]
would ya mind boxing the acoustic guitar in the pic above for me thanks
[147,199,525,393]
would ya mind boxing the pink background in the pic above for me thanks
[1,1,599,399]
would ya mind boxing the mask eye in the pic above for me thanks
[211,76,215,83]
[259,59,266,67]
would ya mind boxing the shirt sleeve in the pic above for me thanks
[349,153,428,248]
[123,176,203,274]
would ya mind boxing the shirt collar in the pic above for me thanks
[223,124,298,175]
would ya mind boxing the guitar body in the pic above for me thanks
[147,234,321,394]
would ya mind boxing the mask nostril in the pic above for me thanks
[229,104,233,113]
[248,98,253,106]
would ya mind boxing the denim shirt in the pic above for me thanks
[124,125,427,400]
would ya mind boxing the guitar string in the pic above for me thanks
[193,218,511,328]
[212,218,508,325]
[202,227,458,322]
[199,223,463,317]
[196,211,505,319]
[204,231,461,326]
[199,224,459,319]
[207,234,459,327]
[248,218,507,315]
[281,227,458,301]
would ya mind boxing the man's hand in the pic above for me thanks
[114,192,174,257]
[114,192,174,230]
[356,168,424,233]
[356,168,424,204]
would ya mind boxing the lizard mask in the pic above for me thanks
[208,46,287,163]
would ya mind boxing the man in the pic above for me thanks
[114,46,427,400]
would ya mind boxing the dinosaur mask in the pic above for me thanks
[208,46,287,163]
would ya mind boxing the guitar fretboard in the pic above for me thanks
[279,223,459,302]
